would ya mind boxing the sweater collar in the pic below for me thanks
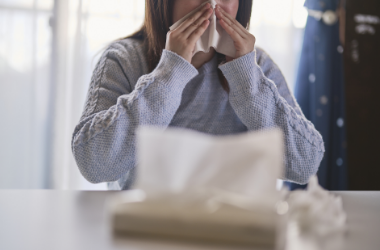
[197,53,218,74]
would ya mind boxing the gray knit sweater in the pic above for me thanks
[71,38,324,190]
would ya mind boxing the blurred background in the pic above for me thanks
[0,0,310,190]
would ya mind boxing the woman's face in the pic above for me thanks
[172,0,239,24]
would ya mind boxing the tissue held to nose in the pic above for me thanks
[170,0,237,58]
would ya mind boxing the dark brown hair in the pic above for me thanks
[126,0,253,91]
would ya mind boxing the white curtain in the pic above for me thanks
[0,0,54,189]
[0,0,305,190]
[49,0,146,189]
[250,0,308,89]
[0,0,145,190]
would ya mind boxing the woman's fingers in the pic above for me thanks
[188,19,210,43]
[166,2,255,62]
[166,3,212,63]
[166,16,210,63]
[219,19,244,44]
[218,5,249,34]
[214,5,256,59]
[217,16,245,42]
[183,7,213,38]
[175,3,212,33]
[215,6,247,38]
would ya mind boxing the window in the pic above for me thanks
[0,0,306,190]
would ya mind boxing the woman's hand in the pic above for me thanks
[215,4,256,61]
[166,3,213,63]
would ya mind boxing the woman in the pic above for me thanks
[72,0,325,190]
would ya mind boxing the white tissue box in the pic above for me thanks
[109,127,287,248]
[109,190,287,248]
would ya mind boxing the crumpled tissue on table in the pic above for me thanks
[286,176,347,238]
[109,127,287,247]
[169,0,236,58]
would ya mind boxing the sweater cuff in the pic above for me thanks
[153,49,199,88]
[218,50,261,92]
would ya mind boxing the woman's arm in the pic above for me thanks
[73,4,214,185]
[215,5,324,184]
[254,49,305,117]
[72,42,198,184]
[219,50,325,184]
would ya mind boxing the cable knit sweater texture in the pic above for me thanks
[71,38,325,190]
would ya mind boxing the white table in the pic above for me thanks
[0,190,379,250]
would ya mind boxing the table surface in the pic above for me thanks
[0,190,379,250]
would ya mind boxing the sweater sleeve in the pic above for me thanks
[219,50,325,184]
[72,46,198,184]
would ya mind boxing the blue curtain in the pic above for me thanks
[287,0,347,190]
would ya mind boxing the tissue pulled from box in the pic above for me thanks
[169,0,237,58]
[135,127,284,198]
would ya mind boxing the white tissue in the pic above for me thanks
[169,0,236,58]
[287,176,347,237]
[135,127,284,198]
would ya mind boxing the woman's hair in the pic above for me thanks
[126,0,253,91]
